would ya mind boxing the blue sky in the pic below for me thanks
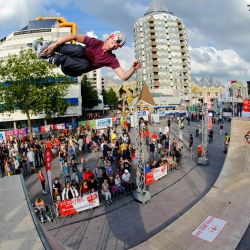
[1,0,250,86]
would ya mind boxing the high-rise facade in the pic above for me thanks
[134,0,191,101]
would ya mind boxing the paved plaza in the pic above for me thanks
[24,116,231,250]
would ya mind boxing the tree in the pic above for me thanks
[80,75,99,115]
[101,88,108,104]
[0,48,73,140]
[107,88,118,108]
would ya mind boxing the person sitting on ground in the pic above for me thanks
[115,174,125,192]
[61,181,79,200]
[32,32,141,80]
[144,162,151,173]
[71,179,79,193]
[83,166,95,182]
[105,161,113,181]
[150,159,158,170]
[79,180,90,196]
[122,169,133,192]
[102,179,113,205]
[35,197,52,223]
[53,177,62,195]
[87,176,98,192]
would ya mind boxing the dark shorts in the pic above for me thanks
[189,143,193,148]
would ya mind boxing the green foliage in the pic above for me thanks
[0,48,73,138]
[107,88,118,107]
[80,75,99,113]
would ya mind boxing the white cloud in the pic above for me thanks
[102,33,109,40]
[0,0,60,31]
[86,31,98,38]
[190,46,250,86]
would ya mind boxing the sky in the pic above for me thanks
[1,0,250,87]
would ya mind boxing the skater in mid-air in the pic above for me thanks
[31,31,141,80]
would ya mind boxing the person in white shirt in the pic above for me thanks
[163,125,169,135]
[236,89,243,117]
[27,148,36,173]
[122,169,133,192]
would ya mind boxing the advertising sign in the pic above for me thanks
[95,118,112,130]
[243,99,250,112]
[58,192,100,216]
[53,123,65,131]
[207,94,212,111]
[0,132,6,142]
[137,110,148,116]
[40,125,52,133]
[26,126,41,134]
[78,120,96,130]
[65,122,78,129]
[145,165,168,185]
[191,216,227,243]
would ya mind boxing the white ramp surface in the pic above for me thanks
[0,175,44,250]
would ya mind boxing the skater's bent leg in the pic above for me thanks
[55,44,86,58]
[60,56,91,77]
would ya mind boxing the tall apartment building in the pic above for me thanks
[134,0,191,102]
[0,17,83,128]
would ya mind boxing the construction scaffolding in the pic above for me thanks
[133,110,151,204]
[197,104,209,165]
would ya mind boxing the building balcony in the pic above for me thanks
[152,67,159,72]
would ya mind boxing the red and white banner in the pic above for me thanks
[207,94,212,111]
[53,123,66,130]
[192,215,227,243]
[41,125,52,132]
[145,165,168,185]
[44,148,53,197]
[58,192,100,216]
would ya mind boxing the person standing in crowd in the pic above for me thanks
[219,124,223,135]
[13,156,20,175]
[189,134,193,152]
[208,129,214,144]
[62,160,71,186]
[236,89,243,117]
[223,133,230,153]
[149,140,155,163]
[21,151,28,175]
[195,123,199,137]
[38,169,47,194]
[27,148,36,174]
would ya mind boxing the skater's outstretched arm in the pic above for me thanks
[114,60,141,81]
[41,34,85,57]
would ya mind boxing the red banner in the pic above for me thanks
[58,192,100,216]
[145,165,168,185]
[243,99,250,112]
[207,94,211,111]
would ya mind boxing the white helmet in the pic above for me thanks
[110,31,126,47]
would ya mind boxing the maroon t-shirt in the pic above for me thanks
[83,36,120,71]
